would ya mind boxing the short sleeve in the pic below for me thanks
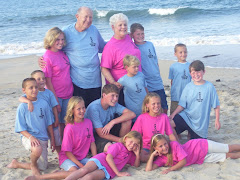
[178,85,188,108]
[61,125,73,152]
[15,105,27,133]
[114,103,126,116]
[48,90,58,108]
[153,156,166,167]
[171,141,187,162]
[107,143,121,158]
[42,56,53,78]
[87,106,103,129]
[168,65,174,80]
[88,119,95,142]
[101,43,114,69]
[210,85,220,108]
[131,115,143,134]
[163,115,173,135]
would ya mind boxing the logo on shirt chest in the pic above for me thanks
[152,124,160,134]
[124,152,129,159]
[86,128,91,138]
[63,56,70,65]
[135,83,142,93]
[196,92,203,102]
[39,108,44,119]
[90,37,96,46]
[148,49,153,58]
[181,70,188,79]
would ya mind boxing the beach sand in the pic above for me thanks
[0,55,240,180]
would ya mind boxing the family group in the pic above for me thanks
[7,6,240,180]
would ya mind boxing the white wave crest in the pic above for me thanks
[96,10,109,17]
[148,7,181,16]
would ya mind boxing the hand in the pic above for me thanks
[133,144,140,156]
[116,171,131,177]
[152,150,161,157]
[30,136,40,147]
[38,56,46,69]
[170,119,176,128]
[113,82,122,89]
[28,101,34,112]
[51,141,56,152]
[102,121,114,135]
[161,168,172,174]
[215,121,221,130]
[56,105,61,113]
[54,121,59,128]
[169,114,175,121]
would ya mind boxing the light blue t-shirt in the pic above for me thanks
[15,98,54,141]
[168,62,191,101]
[136,41,164,91]
[178,81,220,138]
[85,99,126,129]
[62,24,106,89]
[118,72,147,121]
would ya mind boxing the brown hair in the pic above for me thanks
[189,60,205,72]
[142,92,162,114]
[102,84,120,96]
[174,43,187,53]
[120,131,143,150]
[22,78,36,88]
[150,134,173,166]
[43,27,66,49]
[31,70,44,77]
[130,23,144,34]
[64,96,85,124]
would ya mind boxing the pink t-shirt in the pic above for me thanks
[154,140,208,167]
[59,119,95,166]
[43,50,73,99]
[131,113,173,149]
[92,142,136,178]
[101,34,141,83]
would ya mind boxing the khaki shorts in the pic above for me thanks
[170,101,178,114]
[22,136,48,170]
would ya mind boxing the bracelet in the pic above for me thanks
[29,135,33,140]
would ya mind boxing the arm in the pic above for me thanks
[38,56,46,69]
[169,134,177,142]
[145,87,149,94]
[90,142,97,156]
[145,150,160,171]
[214,105,221,130]
[169,105,184,121]
[95,128,120,142]
[19,96,34,112]
[46,77,61,113]
[20,130,40,147]
[47,124,56,152]
[65,151,84,168]
[52,106,59,128]
[101,67,122,88]
[170,80,173,86]
[101,108,135,135]
[161,158,186,174]
[133,144,141,167]
[106,154,131,177]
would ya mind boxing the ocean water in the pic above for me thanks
[0,0,240,68]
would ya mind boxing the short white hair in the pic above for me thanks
[109,13,129,26]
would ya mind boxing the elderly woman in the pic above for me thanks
[101,13,141,105]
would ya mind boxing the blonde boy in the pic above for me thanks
[168,43,192,114]
[118,55,148,122]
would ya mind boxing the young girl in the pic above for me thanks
[65,131,142,180]
[132,92,178,162]
[146,134,240,174]
[42,27,73,140]
[25,96,97,180]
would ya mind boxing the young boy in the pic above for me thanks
[118,55,148,122]
[130,23,168,114]
[169,43,192,114]
[169,60,221,139]
[85,84,135,153]
[19,70,61,153]
[7,78,55,175]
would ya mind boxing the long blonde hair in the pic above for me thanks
[142,92,162,114]
[150,134,173,166]
[64,96,85,124]
[44,27,66,49]
[120,131,143,150]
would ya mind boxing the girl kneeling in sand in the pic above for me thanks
[146,134,240,174]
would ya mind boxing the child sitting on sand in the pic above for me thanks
[118,55,148,122]
[146,134,240,174]
[7,78,55,175]
[19,70,61,153]
[130,23,168,114]
[169,60,221,139]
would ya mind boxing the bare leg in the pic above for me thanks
[60,123,65,140]
[119,120,131,137]
[226,152,240,159]
[103,142,112,152]
[7,159,31,170]
[229,144,240,152]
[140,149,150,163]
[65,161,98,180]
[55,146,61,154]
[79,169,105,180]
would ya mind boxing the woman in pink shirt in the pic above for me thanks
[65,131,142,180]
[146,134,240,174]
[101,13,141,105]
[42,27,74,139]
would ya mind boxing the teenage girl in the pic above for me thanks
[42,27,73,140]
[25,96,97,180]
[65,131,142,180]
[132,92,177,162]
[146,134,240,174]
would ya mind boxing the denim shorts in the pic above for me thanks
[152,89,168,110]
[60,158,89,171]
[88,158,110,179]
[58,97,70,123]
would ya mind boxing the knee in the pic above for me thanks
[83,174,94,180]
[103,142,112,152]
[31,145,42,157]
[122,119,132,128]
[68,166,78,172]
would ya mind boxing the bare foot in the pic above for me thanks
[24,175,39,180]
[7,159,18,169]
[31,164,40,176]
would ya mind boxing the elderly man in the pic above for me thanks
[62,7,106,106]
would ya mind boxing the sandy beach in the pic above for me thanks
[1,55,240,180]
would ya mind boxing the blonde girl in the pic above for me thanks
[65,131,142,180]
[146,134,240,174]
[25,96,97,180]
[132,92,177,162]
[42,27,73,141]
